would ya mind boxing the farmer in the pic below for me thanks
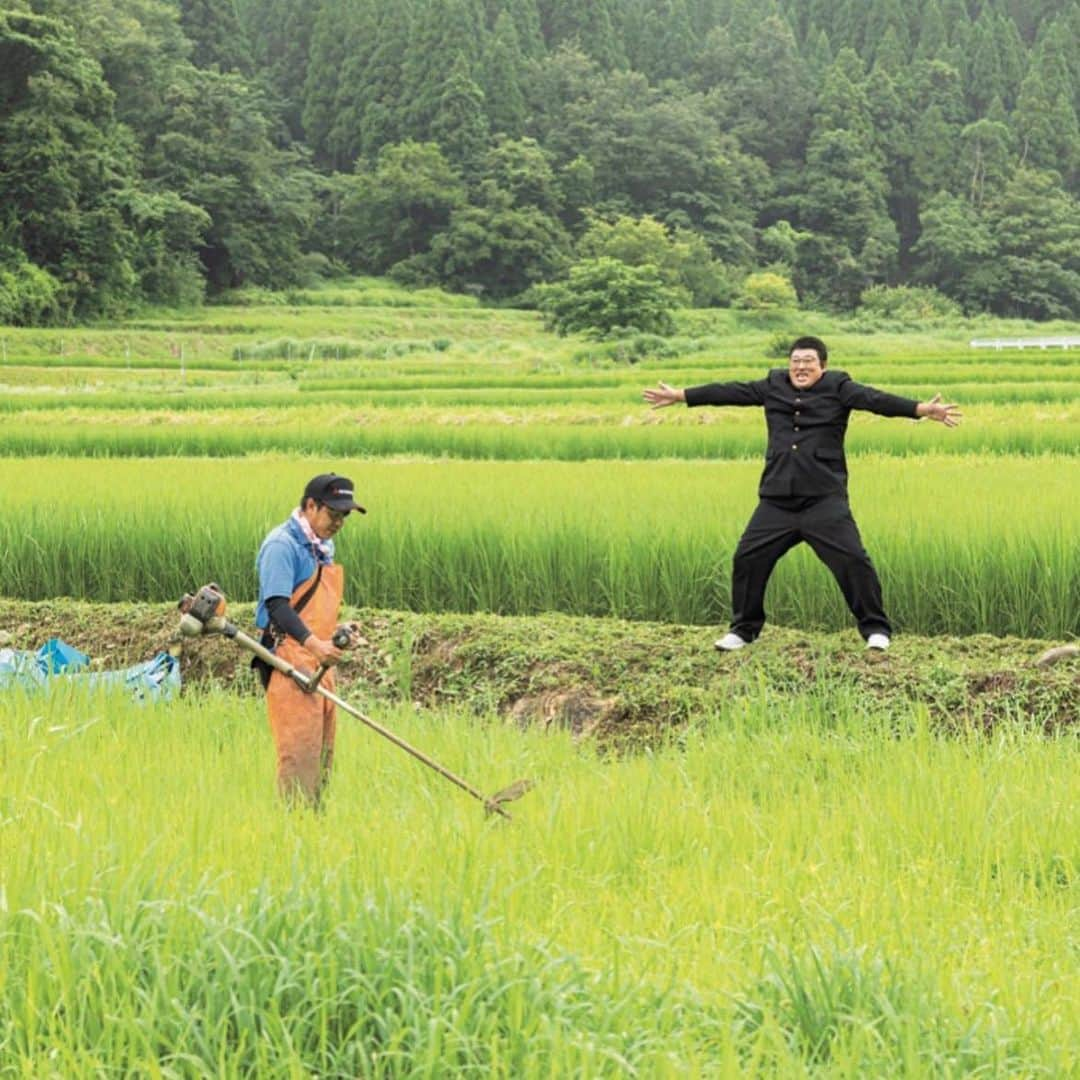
[255,473,364,805]
[643,336,961,652]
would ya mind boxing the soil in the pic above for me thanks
[1,599,1075,745]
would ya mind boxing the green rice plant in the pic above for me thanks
[1,685,1076,1074]
[1,381,1078,426]
[0,454,1074,636]
[0,400,1075,460]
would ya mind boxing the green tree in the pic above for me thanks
[538,0,626,69]
[958,117,1013,207]
[915,0,948,61]
[324,0,381,167]
[0,10,145,318]
[629,0,695,84]
[577,213,731,305]
[993,14,1026,111]
[338,141,466,272]
[356,2,414,158]
[964,12,1004,116]
[794,51,898,305]
[912,192,997,311]
[177,0,250,73]
[38,0,191,136]
[401,0,484,141]
[709,14,813,168]
[481,11,528,138]
[521,43,599,149]
[145,68,318,290]
[909,104,959,204]
[535,256,679,337]
[863,0,909,67]
[804,26,833,71]
[302,0,358,166]
[431,53,491,174]
[983,168,1080,318]
[548,70,766,262]
[758,219,808,271]
[502,0,544,58]
[557,154,595,229]
[126,188,210,305]
[1012,64,1080,183]
[403,181,572,297]
[482,137,562,216]
[242,0,318,141]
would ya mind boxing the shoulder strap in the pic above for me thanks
[293,563,324,616]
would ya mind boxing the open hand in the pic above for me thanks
[642,382,685,409]
[919,393,962,427]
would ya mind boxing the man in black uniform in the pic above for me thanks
[643,336,961,651]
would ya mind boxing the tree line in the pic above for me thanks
[2,0,1079,324]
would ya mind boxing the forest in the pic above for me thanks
[2,0,1079,322]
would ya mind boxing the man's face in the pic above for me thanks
[789,348,825,389]
[305,500,349,540]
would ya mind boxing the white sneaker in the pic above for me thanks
[866,633,890,650]
[715,632,749,651]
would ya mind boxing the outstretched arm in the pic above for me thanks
[839,377,960,427]
[915,394,962,428]
[644,378,768,410]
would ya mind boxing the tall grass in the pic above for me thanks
[1,685,1076,1074]
[0,455,1074,636]
[0,402,1075,460]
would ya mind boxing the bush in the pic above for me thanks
[0,256,61,325]
[577,215,733,307]
[765,333,795,359]
[534,258,679,339]
[736,272,798,311]
[858,284,961,321]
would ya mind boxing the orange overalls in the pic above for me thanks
[266,563,344,805]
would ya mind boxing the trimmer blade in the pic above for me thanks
[486,778,535,816]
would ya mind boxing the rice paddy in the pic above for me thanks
[2,682,1077,1075]
[1,277,1076,1075]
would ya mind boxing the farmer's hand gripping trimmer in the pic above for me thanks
[177,584,532,819]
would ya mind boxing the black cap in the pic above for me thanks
[303,473,366,514]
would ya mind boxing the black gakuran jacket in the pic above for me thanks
[684,369,919,498]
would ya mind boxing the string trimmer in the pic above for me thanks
[177,583,532,820]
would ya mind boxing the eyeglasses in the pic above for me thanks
[319,503,349,523]
[789,358,821,368]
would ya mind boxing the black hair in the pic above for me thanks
[789,336,828,365]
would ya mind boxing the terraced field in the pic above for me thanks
[1,279,1076,1075]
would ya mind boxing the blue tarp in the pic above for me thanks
[0,637,180,702]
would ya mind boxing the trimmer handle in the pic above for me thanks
[303,625,356,693]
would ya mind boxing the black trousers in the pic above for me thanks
[729,494,891,642]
